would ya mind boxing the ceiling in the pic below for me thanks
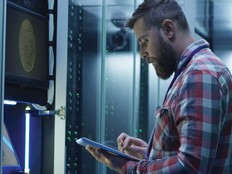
[72,0,232,53]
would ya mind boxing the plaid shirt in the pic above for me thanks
[123,40,232,174]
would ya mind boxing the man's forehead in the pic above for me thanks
[133,18,147,39]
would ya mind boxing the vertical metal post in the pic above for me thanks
[0,1,6,174]
[208,0,214,51]
[131,0,139,138]
[97,0,106,173]
[54,0,68,173]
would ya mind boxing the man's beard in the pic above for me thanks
[152,34,177,80]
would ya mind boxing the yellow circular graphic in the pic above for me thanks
[19,19,36,72]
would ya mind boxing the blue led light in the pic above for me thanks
[24,107,30,173]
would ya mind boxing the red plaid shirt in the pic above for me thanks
[123,40,232,174]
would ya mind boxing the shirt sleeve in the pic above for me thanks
[122,69,224,174]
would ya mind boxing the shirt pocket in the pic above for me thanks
[151,107,180,159]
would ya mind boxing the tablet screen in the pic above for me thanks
[76,137,139,161]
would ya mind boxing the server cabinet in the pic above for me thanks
[54,0,196,174]
[2,1,54,174]
[63,1,143,174]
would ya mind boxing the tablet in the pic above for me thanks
[76,137,140,161]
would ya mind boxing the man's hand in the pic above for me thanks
[117,133,148,159]
[86,145,128,174]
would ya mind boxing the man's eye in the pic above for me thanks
[138,39,148,48]
[142,40,148,47]
[144,40,148,46]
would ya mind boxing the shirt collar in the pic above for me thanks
[175,39,210,72]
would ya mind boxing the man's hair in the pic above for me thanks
[127,0,189,31]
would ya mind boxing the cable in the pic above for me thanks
[32,0,55,111]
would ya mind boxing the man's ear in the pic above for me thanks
[161,19,175,40]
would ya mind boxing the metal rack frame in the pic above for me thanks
[0,1,6,174]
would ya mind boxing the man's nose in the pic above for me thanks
[140,51,148,59]
[140,44,148,59]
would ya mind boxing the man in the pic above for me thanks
[86,0,232,173]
